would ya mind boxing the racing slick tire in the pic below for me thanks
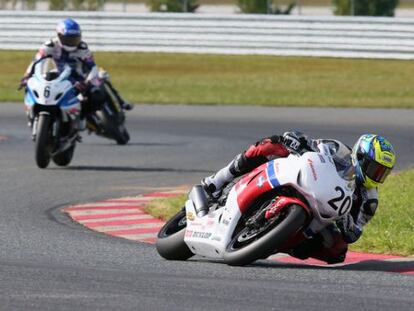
[156,209,194,261]
[223,204,307,266]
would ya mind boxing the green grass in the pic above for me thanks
[144,194,187,221]
[351,169,414,256]
[3,50,414,108]
[146,170,414,256]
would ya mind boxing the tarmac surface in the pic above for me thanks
[0,103,413,310]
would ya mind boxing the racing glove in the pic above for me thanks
[336,214,362,244]
[74,81,89,94]
[18,74,30,90]
[282,131,313,154]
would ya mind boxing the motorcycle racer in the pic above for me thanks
[201,132,396,263]
[19,18,132,116]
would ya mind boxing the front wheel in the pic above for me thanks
[156,209,193,261]
[35,114,53,169]
[223,204,307,266]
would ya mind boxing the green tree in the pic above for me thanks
[49,0,105,11]
[237,0,295,14]
[26,0,37,10]
[333,0,399,17]
[147,0,199,13]
[49,0,67,10]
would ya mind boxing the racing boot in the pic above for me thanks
[201,154,246,201]
[121,100,134,111]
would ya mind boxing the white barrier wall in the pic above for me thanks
[1,11,414,59]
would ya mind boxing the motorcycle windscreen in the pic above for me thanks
[35,58,60,81]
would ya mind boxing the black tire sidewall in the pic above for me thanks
[223,204,307,266]
[156,210,193,261]
[52,145,75,166]
[35,114,52,169]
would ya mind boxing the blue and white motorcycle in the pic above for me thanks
[24,57,81,169]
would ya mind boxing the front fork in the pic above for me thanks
[31,113,59,145]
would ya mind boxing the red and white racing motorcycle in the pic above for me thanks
[156,142,356,266]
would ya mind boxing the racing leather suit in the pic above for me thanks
[23,38,104,112]
[202,134,378,263]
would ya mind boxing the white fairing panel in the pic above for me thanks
[268,148,355,233]
[27,78,74,107]
[184,188,242,258]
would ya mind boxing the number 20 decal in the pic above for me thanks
[327,186,352,216]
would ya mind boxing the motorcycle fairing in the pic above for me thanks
[24,87,37,106]
[185,187,242,258]
[58,88,80,111]
[184,150,355,259]
[25,60,80,118]
[234,154,304,214]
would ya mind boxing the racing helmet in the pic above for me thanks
[56,18,81,52]
[352,134,396,188]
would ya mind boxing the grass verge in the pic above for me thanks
[145,170,414,256]
[3,50,414,108]
[353,169,414,256]
[144,194,187,222]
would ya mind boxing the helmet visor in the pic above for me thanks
[361,158,391,183]
[58,34,81,47]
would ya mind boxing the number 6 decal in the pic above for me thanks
[328,186,352,216]
[44,86,51,98]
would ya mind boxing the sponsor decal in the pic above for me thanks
[192,231,212,239]
[185,230,193,237]
[275,162,280,174]
[307,158,318,181]
[257,175,265,188]
[186,212,195,221]
[211,236,222,242]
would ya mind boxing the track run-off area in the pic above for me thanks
[1,103,413,311]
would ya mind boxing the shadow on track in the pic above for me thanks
[51,165,212,174]
[252,258,414,275]
[187,256,414,275]
[83,142,186,147]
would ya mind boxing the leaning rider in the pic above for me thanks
[201,132,396,264]
[19,18,133,119]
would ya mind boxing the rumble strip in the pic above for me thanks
[64,189,413,276]
[64,188,187,244]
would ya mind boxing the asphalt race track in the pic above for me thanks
[1,103,413,311]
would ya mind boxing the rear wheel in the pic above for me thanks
[115,125,130,145]
[35,114,53,169]
[223,204,307,266]
[53,145,75,167]
[156,209,194,261]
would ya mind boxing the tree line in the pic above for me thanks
[0,0,401,17]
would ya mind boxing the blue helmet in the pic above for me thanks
[56,18,81,52]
